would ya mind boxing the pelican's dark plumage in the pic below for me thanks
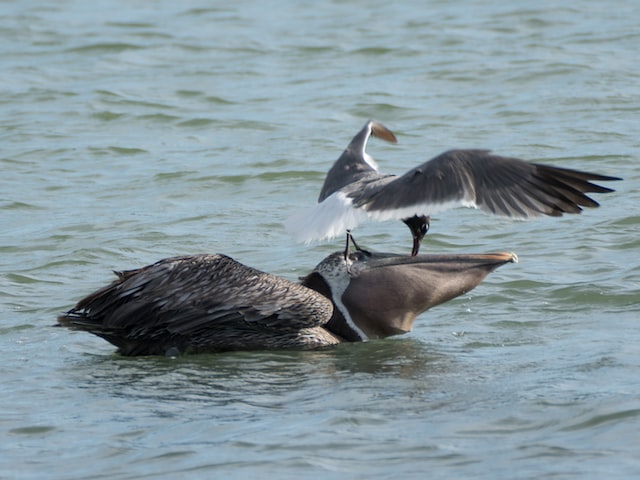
[57,250,517,356]
[286,120,621,255]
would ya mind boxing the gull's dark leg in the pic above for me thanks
[402,215,430,256]
[348,232,370,255]
[343,230,352,261]
[344,230,371,260]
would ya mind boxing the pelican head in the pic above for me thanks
[302,249,517,341]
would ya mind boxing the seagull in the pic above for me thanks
[56,249,516,355]
[286,120,621,256]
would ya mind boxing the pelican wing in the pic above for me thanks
[59,254,334,353]
[359,149,621,220]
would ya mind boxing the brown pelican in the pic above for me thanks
[57,249,517,356]
[286,120,621,256]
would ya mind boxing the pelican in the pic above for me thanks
[57,249,516,356]
[286,120,621,256]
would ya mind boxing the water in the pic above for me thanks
[1,0,639,478]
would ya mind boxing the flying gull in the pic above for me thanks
[286,120,621,255]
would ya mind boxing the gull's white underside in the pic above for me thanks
[286,191,478,243]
